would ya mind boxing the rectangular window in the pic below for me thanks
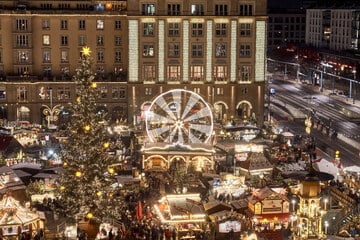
[191,43,203,57]
[145,88,152,96]
[115,20,121,30]
[213,66,227,81]
[115,50,121,62]
[16,35,29,47]
[16,19,28,31]
[216,87,224,95]
[190,65,204,81]
[143,44,154,57]
[168,23,180,37]
[100,86,107,98]
[42,19,50,30]
[79,35,86,46]
[168,4,180,16]
[60,20,68,30]
[61,49,69,62]
[215,43,226,57]
[239,4,253,16]
[43,49,51,63]
[142,4,156,15]
[215,23,227,36]
[16,66,30,76]
[239,44,251,57]
[115,36,122,46]
[17,86,27,102]
[57,87,70,100]
[61,35,68,45]
[97,49,104,62]
[97,20,104,29]
[215,4,228,16]
[192,23,203,37]
[79,20,86,30]
[240,23,251,36]
[17,51,30,63]
[142,65,156,81]
[239,65,251,82]
[112,87,126,99]
[97,35,104,46]
[191,4,204,15]
[167,65,181,81]
[168,43,180,57]
[43,35,50,45]
[0,87,6,99]
[143,23,154,36]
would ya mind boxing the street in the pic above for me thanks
[269,75,360,167]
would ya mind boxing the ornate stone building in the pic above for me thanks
[0,0,267,127]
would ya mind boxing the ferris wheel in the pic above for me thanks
[145,89,214,144]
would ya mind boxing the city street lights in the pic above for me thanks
[324,221,329,234]
[42,89,61,129]
[323,198,328,211]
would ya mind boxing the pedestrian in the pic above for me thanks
[109,228,113,240]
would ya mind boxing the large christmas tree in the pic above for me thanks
[54,47,120,223]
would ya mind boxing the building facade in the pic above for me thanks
[0,0,267,128]
[306,8,360,51]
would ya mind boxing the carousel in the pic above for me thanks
[0,195,45,239]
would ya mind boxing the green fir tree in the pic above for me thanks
[53,47,120,223]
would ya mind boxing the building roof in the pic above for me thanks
[239,152,273,173]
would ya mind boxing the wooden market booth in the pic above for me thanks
[0,195,45,239]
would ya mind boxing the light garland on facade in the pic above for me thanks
[206,20,213,82]
[128,20,139,82]
[255,20,266,82]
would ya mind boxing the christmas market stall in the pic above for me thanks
[153,193,208,238]
[0,195,45,239]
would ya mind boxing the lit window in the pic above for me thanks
[143,44,154,57]
[43,35,50,45]
[97,20,104,29]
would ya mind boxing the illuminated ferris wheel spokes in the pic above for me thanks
[145,89,214,144]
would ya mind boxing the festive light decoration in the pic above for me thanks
[63,162,68,167]
[96,191,102,197]
[103,142,110,149]
[84,125,91,132]
[86,212,93,219]
[75,171,82,177]
[91,82,97,88]
[81,46,91,57]
[108,168,115,174]
[76,97,81,103]
[60,186,65,191]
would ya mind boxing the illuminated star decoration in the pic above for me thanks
[81,46,92,57]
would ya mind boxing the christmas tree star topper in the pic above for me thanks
[81,46,91,57]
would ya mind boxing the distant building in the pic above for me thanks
[306,8,360,51]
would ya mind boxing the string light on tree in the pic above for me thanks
[53,46,123,224]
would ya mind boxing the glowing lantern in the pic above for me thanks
[91,82,97,88]
[103,142,110,149]
[108,167,115,174]
[86,212,93,219]
[96,191,102,197]
[75,171,82,177]
[76,96,81,103]
[60,186,65,191]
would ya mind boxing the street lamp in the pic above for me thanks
[42,89,61,129]
[324,221,329,234]
[323,198,328,211]
[291,198,297,212]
